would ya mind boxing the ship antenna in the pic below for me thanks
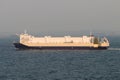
[90,32,92,36]
[24,30,27,34]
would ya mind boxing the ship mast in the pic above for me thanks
[24,30,27,34]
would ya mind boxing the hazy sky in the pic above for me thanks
[0,0,120,37]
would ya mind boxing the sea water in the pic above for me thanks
[0,36,120,80]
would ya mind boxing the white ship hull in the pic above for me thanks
[13,32,109,50]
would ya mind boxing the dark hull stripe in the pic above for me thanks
[13,43,108,50]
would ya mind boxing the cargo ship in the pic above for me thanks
[13,31,109,50]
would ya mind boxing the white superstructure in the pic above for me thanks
[18,32,109,48]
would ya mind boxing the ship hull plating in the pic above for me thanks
[13,43,108,50]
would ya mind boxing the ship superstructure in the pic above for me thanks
[13,32,109,50]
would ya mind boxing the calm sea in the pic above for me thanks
[0,36,120,80]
